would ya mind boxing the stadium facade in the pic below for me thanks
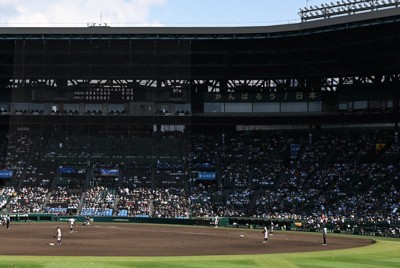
[0,7,399,127]
[0,5,400,226]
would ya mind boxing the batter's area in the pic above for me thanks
[0,223,373,256]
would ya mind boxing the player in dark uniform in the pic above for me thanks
[84,216,91,226]
[5,215,10,229]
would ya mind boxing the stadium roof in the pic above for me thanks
[0,7,399,38]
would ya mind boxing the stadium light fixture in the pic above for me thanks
[300,0,399,22]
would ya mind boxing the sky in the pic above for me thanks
[0,0,332,27]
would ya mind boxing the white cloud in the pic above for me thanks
[0,0,166,27]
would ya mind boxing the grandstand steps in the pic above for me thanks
[113,195,120,215]
[11,136,40,189]
[49,169,58,191]
[322,147,337,166]
[42,161,58,187]
[14,171,25,190]
[0,132,7,161]
[27,135,41,163]
[84,167,93,190]
[149,199,154,216]
[43,191,51,209]
[77,192,85,214]
[375,141,392,163]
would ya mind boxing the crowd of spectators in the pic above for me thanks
[189,182,221,218]
[80,186,115,217]
[0,187,16,210]
[185,130,400,232]
[152,187,190,218]
[117,187,152,217]
[45,186,80,214]
[7,186,48,213]
[0,129,400,234]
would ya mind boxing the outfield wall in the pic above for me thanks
[10,213,212,226]
[7,213,399,238]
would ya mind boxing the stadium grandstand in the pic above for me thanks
[0,0,400,235]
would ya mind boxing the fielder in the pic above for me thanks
[55,226,62,246]
[262,225,268,244]
[270,221,274,236]
[68,218,76,232]
[214,216,219,228]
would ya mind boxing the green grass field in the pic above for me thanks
[1,234,399,268]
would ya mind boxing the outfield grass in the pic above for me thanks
[1,234,399,268]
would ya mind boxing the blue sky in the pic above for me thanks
[145,0,311,26]
[0,0,330,27]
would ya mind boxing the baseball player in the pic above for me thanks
[55,226,62,246]
[214,216,219,228]
[270,221,274,236]
[262,225,268,244]
[5,215,10,229]
[84,216,91,226]
[322,226,327,246]
[68,218,76,232]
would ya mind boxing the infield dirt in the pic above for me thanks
[0,222,373,256]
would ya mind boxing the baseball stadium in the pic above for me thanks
[0,1,400,267]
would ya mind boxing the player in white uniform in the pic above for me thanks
[55,226,62,246]
[322,226,327,245]
[262,225,268,243]
[270,222,274,236]
[214,216,219,228]
[68,218,76,232]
